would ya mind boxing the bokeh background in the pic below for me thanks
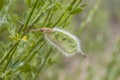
[0,0,120,80]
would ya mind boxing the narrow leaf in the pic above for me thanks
[69,8,83,15]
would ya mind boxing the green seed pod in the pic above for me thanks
[41,27,86,57]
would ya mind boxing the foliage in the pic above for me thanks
[0,0,120,80]
[0,0,85,80]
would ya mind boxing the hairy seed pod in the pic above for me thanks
[40,27,86,57]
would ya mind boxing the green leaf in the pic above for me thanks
[69,8,83,15]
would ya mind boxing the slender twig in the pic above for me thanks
[34,48,52,80]
[52,0,77,27]
[74,0,82,8]
[43,10,51,25]
[47,9,54,24]
[12,41,45,73]
[22,0,40,32]
[60,0,82,28]
[0,40,20,66]
[43,0,55,25]
[18,24,24,33]
[2,46,18,73]
[30,0,50,26]
[30,1,56,26]
[20,40,44,63]
[23,42,45,66]
[0,0,40,74]
[62,15,70,28]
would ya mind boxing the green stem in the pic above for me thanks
[12,41,45,73]
[24,43,45,65]
[0,41,20,66]
[0,0,40,74]
[48,9,54,24]
[34,48,52,80]
[74,0,82,8]
[43,10,51,25]
[62,15,70,28]
[22,43,45,68]
[22,0,39,32]
[2,46,17,73]
[18,24,24,33]
[47,4,59,27]
[52,0,77,27]
[60,0,82,28]
[30,0,49,26]
[43,0,55,26]
[14,38,44,74]
[21,40,44,63]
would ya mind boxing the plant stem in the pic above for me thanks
[21,0,39,32]
[61,15,70,28]
[34,48,52,80]
[60,0,82,28]
[52,0,77,27]
[12,42,45,73]
[30,0,49,26]
[23,43,45,66]
[74,0,82,8]
[2,45,17,73]
[43,0,55,25]
[0,41,20,66]
[43,10,51,25]
[0,0,40,74]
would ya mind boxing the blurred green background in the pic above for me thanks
[0,0,120,80]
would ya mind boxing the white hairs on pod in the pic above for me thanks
[43,27,86,57]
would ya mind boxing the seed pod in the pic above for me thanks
[40,27,86,57]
